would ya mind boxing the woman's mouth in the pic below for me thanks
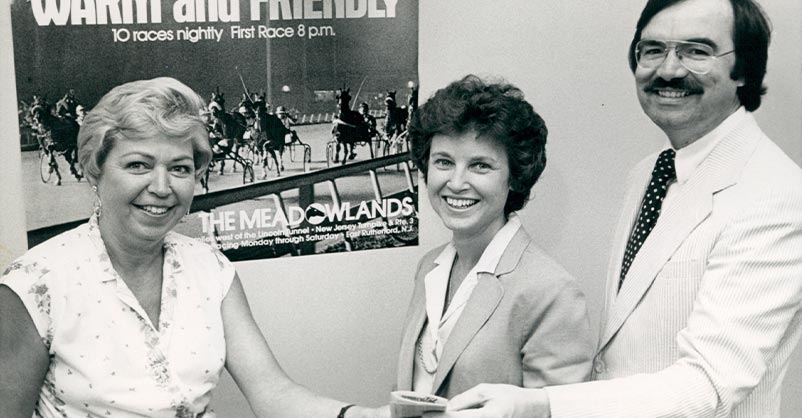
[135,204,172,215]
[444,197,478,209]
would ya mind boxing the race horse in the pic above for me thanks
[208,97,249,175]
[248,107,289,179]
[407,86,419,119]
[30,104,82,185]
[384,90,408,141]
[202,129,235,191]
[332,87,371,164]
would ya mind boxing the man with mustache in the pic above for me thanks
[427,0,802,417]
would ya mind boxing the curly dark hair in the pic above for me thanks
[627,0,771,111]
[408,75,547,215]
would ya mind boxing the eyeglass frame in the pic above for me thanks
[634,39,735,75]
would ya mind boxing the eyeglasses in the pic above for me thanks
[635,40,734,75]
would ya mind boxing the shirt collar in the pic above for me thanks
[669,106,747,185]
[85,215,179,283]
[431,213,522,274]
[472,213,522,274]
[423,214,522,336]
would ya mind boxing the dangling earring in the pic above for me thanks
[92,185,102,218]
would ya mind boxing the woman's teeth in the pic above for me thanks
[140,205,169,215]
[445,197,477,208]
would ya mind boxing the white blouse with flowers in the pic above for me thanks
[1,216,235,418]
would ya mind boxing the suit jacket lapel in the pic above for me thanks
[431,229,529,393]
[397,266,430,391]
[599,117,762,351]
[600,185,713,348]
[600,160,653,336]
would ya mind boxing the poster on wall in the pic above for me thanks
[11,0,419,261]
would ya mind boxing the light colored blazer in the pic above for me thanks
[547,114,802,418]
[396,227,594,398]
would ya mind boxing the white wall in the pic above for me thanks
[2,1,800,417]
[0,3,28,269]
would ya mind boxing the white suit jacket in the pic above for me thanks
[547,113,802,418]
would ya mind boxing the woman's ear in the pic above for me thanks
[85,172,98,188]
[194,167,207,182]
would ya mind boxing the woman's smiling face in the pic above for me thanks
[427,130,510,243]
[94,135,197,247]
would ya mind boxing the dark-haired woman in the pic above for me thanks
[395,75,594,399]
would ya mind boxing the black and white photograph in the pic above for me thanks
[1,1,801,417]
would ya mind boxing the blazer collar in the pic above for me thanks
[431,228,531,393]
[599,115,763,351]
[397,229,532,393]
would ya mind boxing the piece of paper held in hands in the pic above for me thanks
[390,391,448,417]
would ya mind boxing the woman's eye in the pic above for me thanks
[172,165,193,176]
[473,162,492,171]
[432,159,453,168]
[126,162,148,171]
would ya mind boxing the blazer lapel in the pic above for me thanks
[600,160,653,336]
[599,117,762,351]
[431,273,502,394]
[397,273,428,391]
[600,185,713,348]
[430,229,529,393]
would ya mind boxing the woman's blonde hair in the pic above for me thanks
[78,77,212,181]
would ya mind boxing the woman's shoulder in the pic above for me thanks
[164,232,235,288]
[166,232,233,268]
[0,224,94,338]
[422,242,449,260]
[505,234,579,290]
[165,231,222,255]
[2,223,93,281]
[415,242,452,274]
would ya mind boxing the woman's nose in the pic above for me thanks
[147,168,171,196]
[446,167,469,191]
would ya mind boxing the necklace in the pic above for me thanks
[416,337,438,374]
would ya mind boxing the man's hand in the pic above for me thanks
[373,404,392,418]
[422,384,550,418]
[351,404,391,418]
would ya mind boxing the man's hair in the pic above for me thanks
[627,0,771,111]
[408,75,548,215]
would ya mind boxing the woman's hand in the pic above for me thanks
[222,274,389,417]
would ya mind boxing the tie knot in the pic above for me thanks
[652,148,676,183]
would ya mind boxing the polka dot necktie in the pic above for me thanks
[619,149,676,290]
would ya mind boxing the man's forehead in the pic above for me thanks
[642,0,734,44]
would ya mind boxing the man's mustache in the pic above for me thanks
[644,78,704,94]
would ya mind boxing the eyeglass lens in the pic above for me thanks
[636,40,717,74]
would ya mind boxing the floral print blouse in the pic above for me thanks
[1,216,235,418]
